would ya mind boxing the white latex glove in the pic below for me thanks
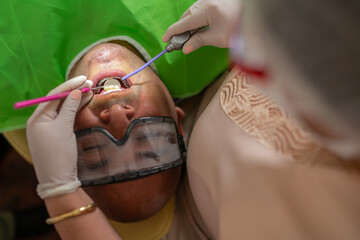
[26,76,93,199]
[162,0,241,54]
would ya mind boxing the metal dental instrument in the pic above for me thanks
[165,26,208,52]
[121,26,208,80]
[14,86,105,109]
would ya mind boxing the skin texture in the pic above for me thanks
[69,43,184,222]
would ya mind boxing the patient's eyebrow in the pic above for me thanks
[82,158,108,171]
[78,143,110,171]
[135,151,160,162]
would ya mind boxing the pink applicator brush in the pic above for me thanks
[14,86,104,109]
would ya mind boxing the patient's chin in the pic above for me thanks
[83,166,182,222]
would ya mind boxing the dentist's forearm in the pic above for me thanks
[44,188,121,240]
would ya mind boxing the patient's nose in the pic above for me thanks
[99,104,135,139]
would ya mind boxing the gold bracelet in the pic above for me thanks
[46,203,97,225]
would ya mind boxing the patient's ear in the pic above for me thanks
[175,107,185,136]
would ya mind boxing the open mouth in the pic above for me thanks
[93,77,132,95]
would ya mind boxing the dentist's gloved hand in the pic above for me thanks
[162,0,241,54]
[26,76,93,199]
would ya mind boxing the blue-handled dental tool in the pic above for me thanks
[121,26,207,83]
[164,26,208,52]
[121,49,168,81]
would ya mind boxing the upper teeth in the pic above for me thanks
[96,77,122,94]
[103,78,122,93]
[93,77,131,94]
[104,85,121,92]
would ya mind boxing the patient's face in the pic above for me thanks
[70,43,179,138]
[69,43,183,222]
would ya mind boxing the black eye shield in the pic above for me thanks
[75,116,186,187]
